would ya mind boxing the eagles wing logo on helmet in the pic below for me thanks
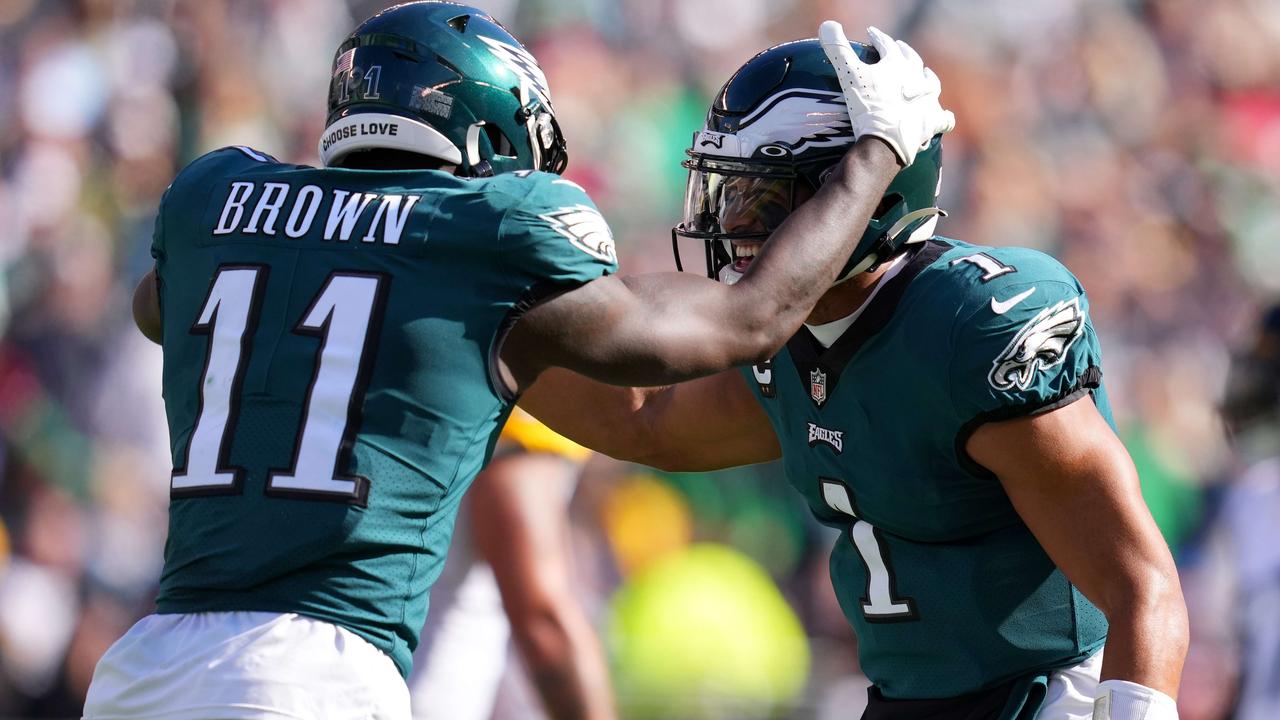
[734,89,853,157]
[989,298,1085,391]
[478,35,553,110]
[539,205,616,263]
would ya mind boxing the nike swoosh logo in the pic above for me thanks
[991,287,1036,315]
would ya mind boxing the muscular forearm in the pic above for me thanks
[518,368,666,464]
[519,368,780,470]
[578,139,901,382]
[1096,573,1189,697]
[502,140,899,388]
[972,399,1189,702]
[717,138,899,357]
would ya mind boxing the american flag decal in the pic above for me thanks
[334,48,355,76]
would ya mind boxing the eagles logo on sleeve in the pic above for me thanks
[988,298,1085,391]
[539,205,617,263]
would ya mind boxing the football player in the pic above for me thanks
[411,409,613,720]
[84,2,953,718]
[520,27,1188,720]
[1178,303,1280,720]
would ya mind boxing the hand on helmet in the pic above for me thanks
[819,22,955,167]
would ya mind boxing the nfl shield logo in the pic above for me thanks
[810,368,828,406]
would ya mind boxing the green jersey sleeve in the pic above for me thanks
[946,248,1103,428]
[497,173,618,298]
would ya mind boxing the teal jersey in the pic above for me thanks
[741,238,1109,699]
[151,147,616,677]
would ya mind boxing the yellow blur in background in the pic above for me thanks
[500,407,593,463]
[608,544,811,720]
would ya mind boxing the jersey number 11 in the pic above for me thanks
[170,265,387,506]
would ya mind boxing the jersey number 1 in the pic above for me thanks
[821,479,917,622]
[170,265,386,505]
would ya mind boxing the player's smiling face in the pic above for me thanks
[721,178,817,274]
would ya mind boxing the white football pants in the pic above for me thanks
[83,611,410,719]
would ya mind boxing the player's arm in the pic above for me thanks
[501,27,953,390]
[517,366,780,472]
[467,450,615,720]
[133,268,162,344]
[502,139,898,390]
[949,250,1185,717]
[968,397,1187,710]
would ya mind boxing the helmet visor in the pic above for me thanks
[677,169,799,240]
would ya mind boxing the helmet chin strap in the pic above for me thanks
[465,108,558,177]
[514,79,549,173]
[833,207,945,285]
[464,123,495,177]
[715,238,743,285]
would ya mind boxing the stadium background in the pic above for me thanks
[0,0,1277,717]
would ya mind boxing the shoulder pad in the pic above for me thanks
[926,243,1083,327]
[495,169,615,294]
[169,146,283,194]
[940,242,1098,418]
[480,169,584,201]
[942,244,1080,297]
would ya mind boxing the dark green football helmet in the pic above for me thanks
[673,38,944,284]
[318,1,567,176]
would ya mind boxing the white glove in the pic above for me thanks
[819,21,955,167]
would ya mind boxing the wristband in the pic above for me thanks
[1092,679,1178,720]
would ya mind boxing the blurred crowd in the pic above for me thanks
[2,0,1279,717]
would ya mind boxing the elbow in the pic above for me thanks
[730,277,822,362]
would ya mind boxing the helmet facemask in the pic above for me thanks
[672,133,945,285]
[673,145,821,284]
[671,37,945,284]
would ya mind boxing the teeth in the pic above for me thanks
[734,243,762,258]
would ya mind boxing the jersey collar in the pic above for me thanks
[786,238,952,403]
[805,251,912,349]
